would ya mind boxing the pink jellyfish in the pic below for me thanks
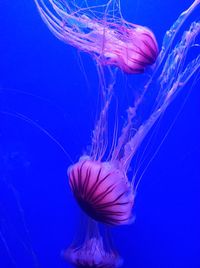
[34,0,200,267]
[34,0,159,74]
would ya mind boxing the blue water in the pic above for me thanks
[0,1,199,268]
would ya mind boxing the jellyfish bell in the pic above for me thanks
[68,156,134,225]
[99,23,159,74]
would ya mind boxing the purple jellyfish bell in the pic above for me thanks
[99,24,159,74]
[68,156,134,226]
[64,219,123,268]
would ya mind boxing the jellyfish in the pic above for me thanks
[34,0,159,74]
[34,0,200,267]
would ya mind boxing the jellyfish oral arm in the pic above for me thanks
[65,218,123,268]
[115,21,200,171]
[110,1,200,169]
[157,0,200,67]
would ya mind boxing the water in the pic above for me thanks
[0,1,200,268]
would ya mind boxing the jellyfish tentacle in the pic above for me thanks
[0,110,72,162]
[91,66,116,161]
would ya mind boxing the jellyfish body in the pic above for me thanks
[68,156,134,225]
[100,24,159,73]
[34,0,158,73]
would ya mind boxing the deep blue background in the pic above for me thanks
[0,1,199,268]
